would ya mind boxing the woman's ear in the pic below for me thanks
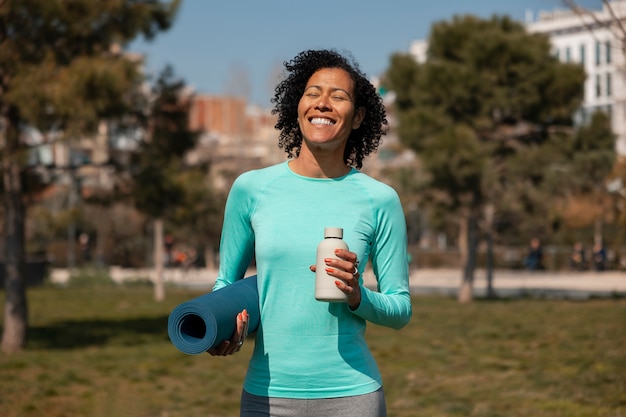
[352,107,365,129]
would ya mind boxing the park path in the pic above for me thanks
[50,267,626,299]
[399,268,626,299]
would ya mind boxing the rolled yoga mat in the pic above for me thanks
[168,275,260,354]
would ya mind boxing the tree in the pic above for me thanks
[544,110,616,241]
[0,0,181,353]
[128,66,199,301]
[168,168,226,271]
[561,0,626,250]
[383,15,586,302]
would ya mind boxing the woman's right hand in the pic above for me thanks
[208,309,249,356]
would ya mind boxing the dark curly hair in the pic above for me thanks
[271,49,388,169]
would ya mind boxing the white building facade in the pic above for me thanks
[527,1,626,154]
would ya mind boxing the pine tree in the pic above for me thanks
[0,0,181,353]
[384,15,586,302]
[129,66,200,301]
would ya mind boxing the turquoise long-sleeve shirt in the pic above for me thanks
[213,161,412,399]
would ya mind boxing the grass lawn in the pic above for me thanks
[1,283,625,417]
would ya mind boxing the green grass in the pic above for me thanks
[1,285,625,417]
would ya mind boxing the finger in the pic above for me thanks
[325,259,355,275]
[238,310,248,341]
[208,340,229,356]
[242,310,250,337]
[334,279,354,294]
[241,321,249,345]
[236,311,244,335]
[220,312,246,356]
[334,249,358,264]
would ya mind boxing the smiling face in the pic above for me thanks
[297,68,365,155]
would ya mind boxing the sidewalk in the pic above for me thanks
[400,268,626,299]
[50,267,626,299]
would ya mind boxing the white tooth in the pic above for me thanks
[311,118,333,125]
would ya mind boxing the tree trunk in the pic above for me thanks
[485,231,495,298]
[458,209,479,303]
[1,113,28,353]
[484,204,495,299]
[153,218,165,301]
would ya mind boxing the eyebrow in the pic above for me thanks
[304,85,353,99]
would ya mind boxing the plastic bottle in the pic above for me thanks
[315,227,349,302]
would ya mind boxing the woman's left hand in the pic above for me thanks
[310,248,361,309]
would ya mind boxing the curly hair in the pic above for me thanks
[271,49,388,170]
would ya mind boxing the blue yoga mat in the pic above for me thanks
[168,275,260,355]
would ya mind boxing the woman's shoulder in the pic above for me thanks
[233,162,288,187]
[351,170,400,200]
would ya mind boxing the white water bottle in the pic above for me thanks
[315,227,349,302]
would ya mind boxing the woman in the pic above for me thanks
[210,49,412,417]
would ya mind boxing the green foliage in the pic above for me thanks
[131,66,200,219]
[553,111,615,194]
[169,169,226,247]
[384,14,594,246]
[1,0,181,135]
[0,0,181,352]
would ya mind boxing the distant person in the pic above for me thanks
[523,237,544,271]
[208,49,412,417]
[592,241,607,271]
[569,242,586,271]
[78,232,91,263]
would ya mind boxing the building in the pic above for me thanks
[526,1,626,154]
[187,94,282,191]
[409,1,626,154]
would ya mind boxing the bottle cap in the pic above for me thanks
[324,227,343,239]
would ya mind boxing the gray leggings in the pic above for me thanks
[240,387,387,417]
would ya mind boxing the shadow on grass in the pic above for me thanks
[26,316,170,350]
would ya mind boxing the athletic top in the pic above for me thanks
[214,161,411,399]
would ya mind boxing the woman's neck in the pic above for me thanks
[289,150,350,179]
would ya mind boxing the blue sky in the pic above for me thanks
[128,0,602,107]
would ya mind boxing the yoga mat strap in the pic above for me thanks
[168,275,260,355]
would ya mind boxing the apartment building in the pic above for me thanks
[526,1,626,154]
[187,94,283,190]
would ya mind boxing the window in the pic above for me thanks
[596,74,602,97]
[596,41,601,66]
[606,41,611,64]
[580,44,586,66]
[606,73,612,97]
[565,46,571,62]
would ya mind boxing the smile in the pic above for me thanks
[310,117,335,125]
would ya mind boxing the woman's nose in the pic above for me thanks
[316,95,330,110]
